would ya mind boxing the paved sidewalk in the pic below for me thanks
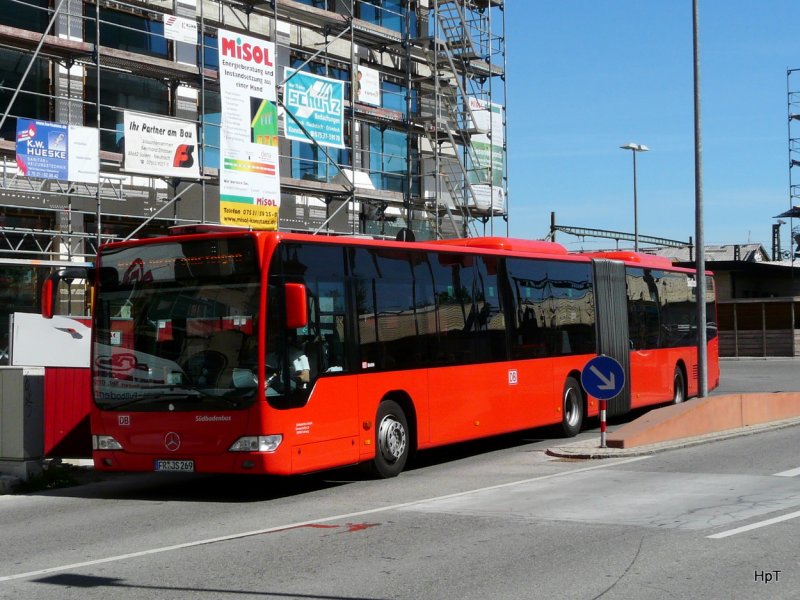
[546,416,800,459]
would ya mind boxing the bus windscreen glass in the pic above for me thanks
[93,237,260,411]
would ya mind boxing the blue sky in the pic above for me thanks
[504,1,799,253]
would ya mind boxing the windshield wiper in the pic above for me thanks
[193,388,247,407]
[101,387,202,410]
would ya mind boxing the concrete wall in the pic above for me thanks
[607,392,800,448]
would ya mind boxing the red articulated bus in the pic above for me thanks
[46,228,719,478]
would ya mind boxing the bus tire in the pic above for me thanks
[371,400,410,478]
[561,376,584,437]
[672,366,686,404]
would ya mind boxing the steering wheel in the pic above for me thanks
[182,350,227,386]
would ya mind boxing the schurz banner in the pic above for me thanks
[16,119,99,183]
[217,29,281,230]
[285,68,344,149]
[123,111,199,179]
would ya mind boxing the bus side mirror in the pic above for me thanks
[41,267,91,319]
[41,278,56,319]
[284,283,308,330]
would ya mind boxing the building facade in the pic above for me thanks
[0,0,507,363]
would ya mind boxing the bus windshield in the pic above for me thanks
[93,236,260,411]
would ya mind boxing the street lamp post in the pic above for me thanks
[619,143,649,251]
[693,0,708,399]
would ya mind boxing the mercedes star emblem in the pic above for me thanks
[164,432,181,452]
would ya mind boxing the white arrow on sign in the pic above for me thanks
[589,365,616,390]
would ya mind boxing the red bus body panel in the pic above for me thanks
[44,367,92,457]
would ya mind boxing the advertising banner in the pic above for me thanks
[123,111,200,179]
[16,119,67,180]
[284,68,345,149]
[217,29,280,230]
[468,98,506,211]
[16,118,98,183]
[163,14,197,45]
[356,65,380,106]
[67,126,100,184]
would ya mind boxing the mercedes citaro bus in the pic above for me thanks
[42,227,719,478]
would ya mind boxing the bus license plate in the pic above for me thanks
[154,459,194,472]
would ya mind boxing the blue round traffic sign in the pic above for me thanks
[581,355,625,400]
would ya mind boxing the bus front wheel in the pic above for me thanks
[561,376,584,437]
[371,400,409,478]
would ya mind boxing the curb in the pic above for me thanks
[546,417,800,459]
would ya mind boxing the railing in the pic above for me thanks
[717,298,800,357]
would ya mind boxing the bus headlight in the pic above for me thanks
[229,435,283,453]
[93,435,123,451]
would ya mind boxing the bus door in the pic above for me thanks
[267,243,358,473]
[591,259,631,416]
[625,267,667,406]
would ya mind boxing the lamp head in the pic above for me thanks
[620,143,649,152]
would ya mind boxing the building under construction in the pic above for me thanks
[0,0,507,362]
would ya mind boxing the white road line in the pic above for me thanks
[773,467,800,477]
[707,509,800,539]
[0,455,649,583]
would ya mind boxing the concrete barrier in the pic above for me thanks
[606,393,800,449]
[0,367,45,479]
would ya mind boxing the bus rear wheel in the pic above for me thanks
[672,367,686,404]
[371,400,409,478]
[561,376,584,437]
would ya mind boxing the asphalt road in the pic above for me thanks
[714,357,800,394]
[0,358,798,600]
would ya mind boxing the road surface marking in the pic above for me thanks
[707,509,800,539]
[773,466,800,477]
[0,455,648,582]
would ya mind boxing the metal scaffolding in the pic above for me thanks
[786,68,800,262]
[0,0,508,262]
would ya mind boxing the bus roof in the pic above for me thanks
[112,228,707,274]
[168,224,252,235]
[581,251,676,269]
[428,237,569,255]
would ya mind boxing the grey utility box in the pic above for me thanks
[0,367,45,479]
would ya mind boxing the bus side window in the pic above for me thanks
[277,243,349,380]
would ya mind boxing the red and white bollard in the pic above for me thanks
[599,399,607,448]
